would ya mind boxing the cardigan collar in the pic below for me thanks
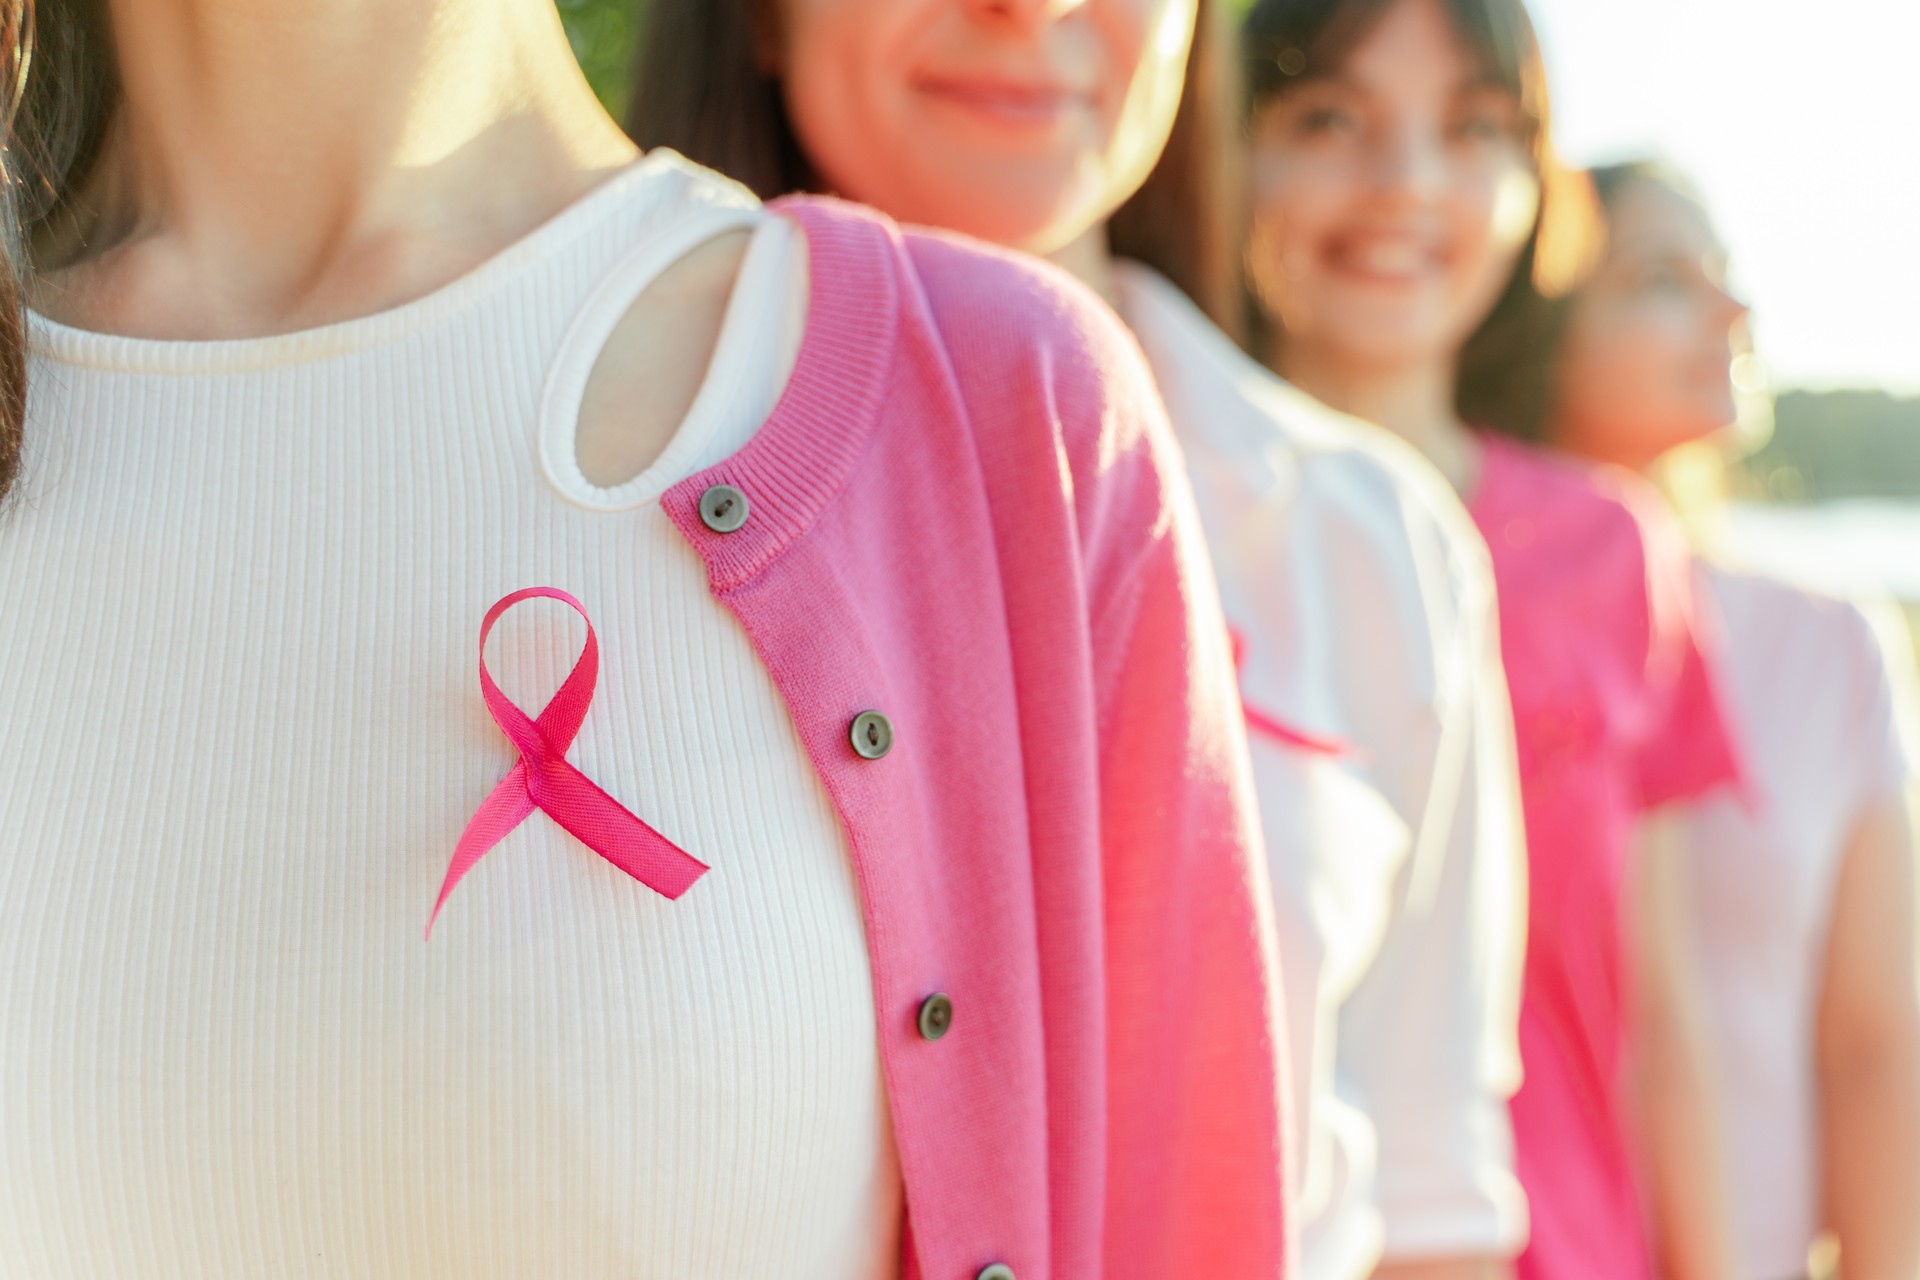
[662,197,902,589]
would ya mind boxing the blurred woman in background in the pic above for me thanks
[0,0,1287,1275]
[1549,160,1920,1280]
[1243,1,1744,1276]
[630,2,1531,1277]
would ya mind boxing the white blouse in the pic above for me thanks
[0,151,902,1278]
[1683,561,1918,1280]
[1115,263,1529,1277]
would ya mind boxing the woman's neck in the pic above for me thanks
[1272,339,1482,495]
[1046,223,1119,313]
[37,0,636,337]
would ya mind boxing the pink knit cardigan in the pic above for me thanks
[661,196,1290,1280]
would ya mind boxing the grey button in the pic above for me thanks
[698,484,749,533]
[850,710,893,760]
[977,1266,1015,1280]
[916,992,954,1042]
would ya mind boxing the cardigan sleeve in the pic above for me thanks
[1086,438,1293,1277]
[898,225,1291,1277]
[1069,306,1293,1278]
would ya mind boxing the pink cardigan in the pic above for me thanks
[660,196,1290,1279]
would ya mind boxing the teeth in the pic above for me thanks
[1350,242,1427,275]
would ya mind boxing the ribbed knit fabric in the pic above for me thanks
[0,151,902,1278]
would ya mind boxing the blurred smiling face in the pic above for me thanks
[772,0,1197,252]
[1553,177,1750,470]
[1247,0,1539,371]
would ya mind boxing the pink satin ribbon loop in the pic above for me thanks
[426,587,709,938]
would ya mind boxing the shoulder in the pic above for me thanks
[1112,271,1495,721]
[1267,426,1496,685]
[1706,560,1912,700]
[887,210,1188,541]
[1293,420,1492,587]
[900,223,1169,463]
[1114,262,1490,589]
[1476,435,1677,587]
[769,195,1188,596]
[1478,435,1644,534]
[775,196,1163,443]
[1704,559,1865,636]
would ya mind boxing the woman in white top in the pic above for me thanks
[0,0,1290,1275]
[1548,160,1920,1280]
[633,3,1530,1276]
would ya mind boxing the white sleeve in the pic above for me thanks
[1329,485,1531,1262]
[1850,593,1920,810]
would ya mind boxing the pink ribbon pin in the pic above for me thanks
[1228,626,1348,757]
[426,587,709,938]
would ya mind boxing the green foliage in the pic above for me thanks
[558,0,644,119]
[1739,391,1920,503]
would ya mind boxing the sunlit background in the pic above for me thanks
[565,0,1920,605]
[1533,0,1918,397]
[1529,0,1920,615]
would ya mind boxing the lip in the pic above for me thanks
[1321,234,1449,286]
[913,73,1091,129]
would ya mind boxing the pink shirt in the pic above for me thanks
[663,197,1290,1279]
[1468,435,1741,1280]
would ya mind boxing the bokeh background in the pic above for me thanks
[1529,0,1920,625]
[563,0,1920,621]
[559,0,643,118]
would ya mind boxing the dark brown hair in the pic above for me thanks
[0,0,118,507]
[1241,0,1600,440]
[628,0,1248,332]
[1507,158,1698,443]
[1587,158,1694,216]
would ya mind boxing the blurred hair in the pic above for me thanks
[626,0,812,203]
[628,0,1248,333]
[1107,0,1246,334]
[1240,0,1602,440]
[1588,157,1701,216]
[0,0,118,507]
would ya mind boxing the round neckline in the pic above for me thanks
[537,204,777,512]
[25,149,710,376]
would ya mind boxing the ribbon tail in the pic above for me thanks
[1244,704,1349,757]
[532,758,709,900]
[1229,624,1347,757]
[427,762,537,939]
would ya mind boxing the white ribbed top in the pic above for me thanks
[0,151,901,1278]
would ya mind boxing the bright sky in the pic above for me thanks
[1527,0,1920,394]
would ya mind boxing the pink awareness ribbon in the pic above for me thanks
[426,587,709,938]
[1228,626,1348,757]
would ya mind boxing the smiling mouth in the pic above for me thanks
[914,75,1089,128]
[1326,239,1446,283]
